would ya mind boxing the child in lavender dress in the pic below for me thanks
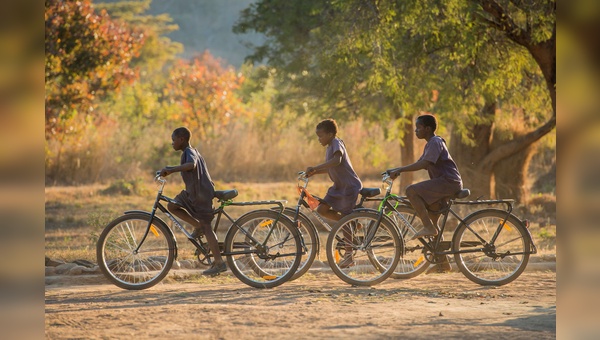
[306,119,363,268]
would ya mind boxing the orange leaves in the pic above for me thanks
[45,0,144,138]
[164,51,248,141]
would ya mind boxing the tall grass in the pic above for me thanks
[45,118,403,185]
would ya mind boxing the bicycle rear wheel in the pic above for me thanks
[96,213,175,290]
[452,209,530,286]
[326,211,401,286]
[225,210,301,288]
[386,205,430,279]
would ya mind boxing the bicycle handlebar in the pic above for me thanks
[155,171,166,185]
[297,171,310,189]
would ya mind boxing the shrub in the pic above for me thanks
[101,178,150,196]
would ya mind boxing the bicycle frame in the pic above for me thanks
[292,171,378,231]
[131,175,290,261]
[293,173,333,231]
[370,176,537,258]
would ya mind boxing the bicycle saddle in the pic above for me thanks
[214,189,238,200]
[360,188,381,198]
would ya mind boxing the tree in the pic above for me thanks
[164,51,247,142]
[45,0,146,182]
[234,0,555,201]
[45,0,144,137]
[94,0,183,73]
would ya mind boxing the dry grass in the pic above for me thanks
[45,180,556,263]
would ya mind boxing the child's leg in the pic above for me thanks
[316,203,342,221]
[167,202,224,265]
[405,186,438,238]
[167,202,203,231]
[317,203,355,265]
[201,220,224,264]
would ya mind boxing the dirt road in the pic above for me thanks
[45,269,555,339]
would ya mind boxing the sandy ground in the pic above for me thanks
[45,266,555,339]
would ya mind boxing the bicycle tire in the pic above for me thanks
[452,209,530,286]
[96,213,175,290]
[281,208,319,280]
[385,205,430,279]
[225,210,302,288]
[326,211,402,286]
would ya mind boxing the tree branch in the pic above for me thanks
[473,0,530,47]
[477,114,556,174]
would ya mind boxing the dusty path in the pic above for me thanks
[45,270,555,339]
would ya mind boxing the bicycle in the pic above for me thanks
[277,171,383,281]
[322,173,408,286]
[96,173,302,290]
[351,172,538,285]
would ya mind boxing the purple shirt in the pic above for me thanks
[419,136,462,184]
[324,138,362,214]
[180,147,215,213]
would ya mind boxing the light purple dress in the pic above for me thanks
[323,138,363,215]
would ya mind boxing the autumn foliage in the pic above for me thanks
[165,52,247,141]
[45,0,144,137]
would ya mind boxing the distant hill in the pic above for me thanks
[100,0,265,68]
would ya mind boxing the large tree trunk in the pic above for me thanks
[491,130,537,203]
[450,102,495,199]
[450,101,555,202]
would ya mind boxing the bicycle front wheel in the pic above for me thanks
[282,208,319,281]
[326,211,402,286]
[452,209,530,286]
[225,210,301,288]
[96,213,175,290]
[387,205,430,279]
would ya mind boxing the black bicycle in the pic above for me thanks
[96,173,302,290]
[277,171,382,281]
[342,172,538,285]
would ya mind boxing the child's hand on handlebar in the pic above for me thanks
[305,167,316,177]
[386,169,400,180]
[159,168,170,177]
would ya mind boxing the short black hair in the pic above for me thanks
[416,115,437,132]
[173,127,191,142]
[316,119,338,135]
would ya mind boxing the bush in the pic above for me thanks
[101,178,150,196]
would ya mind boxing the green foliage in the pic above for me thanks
[95,0,183,72]
[234,0,555,144]
[101,178,150,196]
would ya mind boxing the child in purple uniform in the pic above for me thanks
[306,119,363,268]
[159,127,226,276]
[387,115,463,240]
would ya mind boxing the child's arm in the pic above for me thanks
[159,162,195,177]
[386,159,431,179]
[306,152,343,177]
